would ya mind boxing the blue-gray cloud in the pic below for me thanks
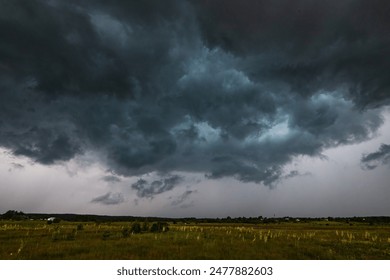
[101,175,122,183]
[170,190,196,207]
[361,144,390,170]
[91,192,124,205]
[0,0,389,188]
[131,175,183,198]
[8,163,24,172]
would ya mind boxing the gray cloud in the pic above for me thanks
[131,175,183,198]
[170,190,196,207]
[101,175,121,183]
[1,0,389,188]
[361,144,390,170]
[11,163,24,169]
[91,192,124,205]
[282,170,311,180]
[8,163,24,172]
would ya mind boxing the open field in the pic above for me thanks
[1,220,390,259]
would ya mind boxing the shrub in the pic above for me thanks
[150,222,169,233]
[131,222,142,234]
[47,217,61,224]
[142,222,150,232]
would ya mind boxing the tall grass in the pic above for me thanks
[0,220,389,259]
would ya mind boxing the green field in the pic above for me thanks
[1,220,390,259]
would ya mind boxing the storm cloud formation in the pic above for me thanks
[361,144,390,170]
[101,175,122,183]
[131,175,183,198]
[91,192,124,205]
[170,190,196,207]
[1,0,389,187]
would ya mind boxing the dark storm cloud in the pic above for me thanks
[192,0,390,108]
[12,129,81,165]
[361,144,390,170]
[1,1,389,187]
[91,192,124,205]
[131,175,182,198]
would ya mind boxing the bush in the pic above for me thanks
[142,222,150,232]
[150,222,169,233]
[131,222,142,234]
[47,217,61,224]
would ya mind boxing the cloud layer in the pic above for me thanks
[1,0,389,187]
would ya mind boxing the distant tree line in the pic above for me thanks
[1,210,29,220]
[2,210,390,225]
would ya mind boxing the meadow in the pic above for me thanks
[1,220,390,259]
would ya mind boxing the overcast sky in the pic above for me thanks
[1,0,390,218]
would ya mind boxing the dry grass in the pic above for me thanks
[1,220,390,259]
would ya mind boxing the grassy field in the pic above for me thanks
[1,220,390,259]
